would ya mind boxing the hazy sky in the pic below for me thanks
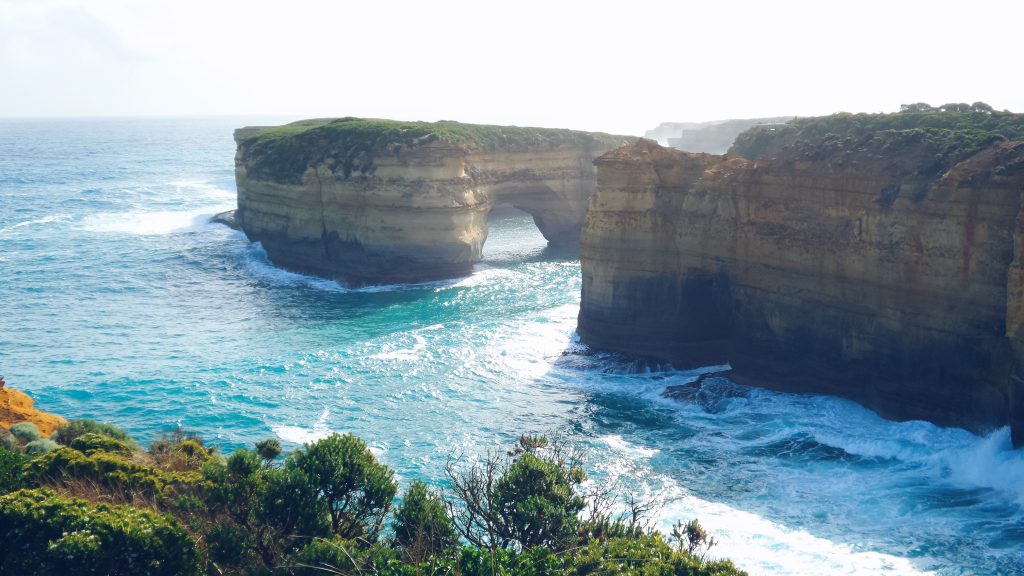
[2,0,1021,135]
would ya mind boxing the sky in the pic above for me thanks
[1,0,1022,135]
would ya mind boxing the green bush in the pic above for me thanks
[392,480,458,561]
[9,421,42,443]
[52,419,136,448]
[69,432,135,457]
[255,438,281,464]
[0,488,202,576]
[24,439,59,456]
[568,534,746,576]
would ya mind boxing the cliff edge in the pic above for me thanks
[579,109,1024,445]
[233,118,631,285]
[0,382,66,437]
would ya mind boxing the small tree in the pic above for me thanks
[444,434,586,551]
[392,480,458,562]
[284,433,397,541]
[255,438,281,465]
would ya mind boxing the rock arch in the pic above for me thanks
[233,119,629,285]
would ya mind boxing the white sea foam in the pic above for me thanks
[80,205,233,235]
[272,408,333,445]
[657,491,934,576]
[594,434,933,576]
[371,333,428,361]
[0,213,70,234]
[237,240,468,294]
[240,243,351,292]
[169,179,236,201]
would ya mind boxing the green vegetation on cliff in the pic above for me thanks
[729,103,1024,177]
[0,420,745,576]
[239,117,628,184]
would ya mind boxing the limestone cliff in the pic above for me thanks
[233,118,630,285]
[579,124,1024,444]
[0,385,66,437]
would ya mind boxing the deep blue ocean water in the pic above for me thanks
[1,117,1022,575]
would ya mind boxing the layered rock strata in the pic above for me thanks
[234,119,630,285]
[579,138,1024,444]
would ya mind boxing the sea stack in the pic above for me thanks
[578,112,1024,445]
[232,118,631,285]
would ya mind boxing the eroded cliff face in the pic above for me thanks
[0,386,67,437]
[579,138,1024,444]
[234,119,628,285]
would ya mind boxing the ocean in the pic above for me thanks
[1,117,1022,575]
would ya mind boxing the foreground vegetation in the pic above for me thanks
[0,421,745,576]
[239,117,628,183]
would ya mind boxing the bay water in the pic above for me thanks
[1,118,1022,575]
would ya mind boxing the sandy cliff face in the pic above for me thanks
[234,120,628,285]
[0,386,67,436]
[579,138,1024,444]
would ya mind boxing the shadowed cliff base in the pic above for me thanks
[578,107,1024,446]
[233,118,632,286]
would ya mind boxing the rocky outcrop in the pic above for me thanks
[578,134,1024,445]
[0,385,66,437]
[234,118,630,285]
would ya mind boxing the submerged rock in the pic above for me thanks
[209,209,239,230]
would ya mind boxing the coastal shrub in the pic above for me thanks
[0,427,19,451]
[284,537,367,576]
[22,446,202,499]
[69,432,135,456]
[671,518,718,559]
[568,533,746,576]
[9,421,42,443]
[52,418,136,447]
[150,429,216,472]
[24,438,59,456]
[0,488,202,576]
[0,445,29,492]
[392,480,458,561]
[205,519,256,567]
[284,432,398,540]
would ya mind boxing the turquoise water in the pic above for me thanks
[1,117,1022,575]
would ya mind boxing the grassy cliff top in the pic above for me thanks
[728,104,1024,179]
[236,117,631,183]
[730,104,1024,159]
[241,117,627,149]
